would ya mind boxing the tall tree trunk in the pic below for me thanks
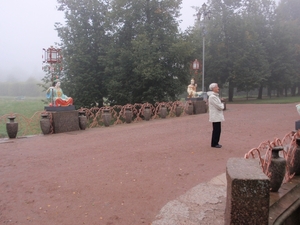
[267,86,272,98]
[291,86,296,96]
[297,84,300,96]
[257,85,263,99]
[285,88,288,97]
[228,82,234,102]
[280,89,284,96]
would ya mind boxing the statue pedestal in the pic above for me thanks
[186,97,207,114]
[45,106,79,133]
[45,105,75,112]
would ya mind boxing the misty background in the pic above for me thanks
[0,0,206,83]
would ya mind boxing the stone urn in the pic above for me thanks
[40,113,51,135]
[143,106,151,121]
[187,102,193,115]
[160,104,167,119]
[221,99,226,110]
[268,146,286,192]
[6,116,18,139]
[78,111,87,130]
[175,104,181,117]
[290,138,300,175]
[102,109,111,127]
[124,108,133,124]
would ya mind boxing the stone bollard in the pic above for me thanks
[125,107,133,123]
[40,113,51,135]
[6,116,18,138]
[102,109,111,127]
[160,104,167,118]
[144,106,151,121]
[78,111,87,130]
[225,158,270,225]
[295,120,300,130]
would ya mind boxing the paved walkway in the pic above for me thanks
[152,173,226,224]
[0,103,298,224]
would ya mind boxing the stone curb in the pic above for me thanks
[152,173,227,225]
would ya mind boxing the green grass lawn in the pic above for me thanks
[228,96,300,104]
[0,97,45,116]
[0,97,46,138]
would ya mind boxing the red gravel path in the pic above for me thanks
[0,103,298,225]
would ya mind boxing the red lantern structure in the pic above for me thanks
[42,46,63,106]
[192,59,200,72]
[43,46,62,64]
[191,59,202,89]
[42,46,62,80]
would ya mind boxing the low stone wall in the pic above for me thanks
[269,176,300,225]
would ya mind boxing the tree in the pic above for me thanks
[52,0,194,107]
[55,0,111,108]
[232,34,270,99]
[104,0,192,105]
[202,0,274,101]
[270,0,300,96]
[205,0,247,101]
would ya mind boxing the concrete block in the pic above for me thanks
[51,110,80,133]
[225,158,270,225]
[193,100,207,114]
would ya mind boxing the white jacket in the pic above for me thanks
[207,91,225,122]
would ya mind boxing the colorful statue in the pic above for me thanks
[46,79,73,106]
[187,78,203,98]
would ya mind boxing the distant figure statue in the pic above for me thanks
[46,79,73,106]
[187,78,203,98]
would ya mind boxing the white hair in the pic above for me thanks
[209,83,218,90]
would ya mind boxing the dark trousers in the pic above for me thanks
[211,122,221,147]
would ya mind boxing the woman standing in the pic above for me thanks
[207,83,224,148]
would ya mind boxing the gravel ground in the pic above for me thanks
[0,103,299,225]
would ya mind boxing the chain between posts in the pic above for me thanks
[0,100,202,138]
[244,130,300,183]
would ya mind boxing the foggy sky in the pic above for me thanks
[0,0,206,82]
[0,0,278,82]
[0,0,64,81]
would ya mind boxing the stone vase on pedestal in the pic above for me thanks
[40,113,51,135]
[290,138,300,175]
[222,100,226,110]
[160,105,167,119]
[187,102,193,115]
[125,108,133,123]
[102,109,111,127]
[175,105,181,117]
[269,146,286,192]
[78,111,87,130]
[143,106,151,121]
[6,116,18,139]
